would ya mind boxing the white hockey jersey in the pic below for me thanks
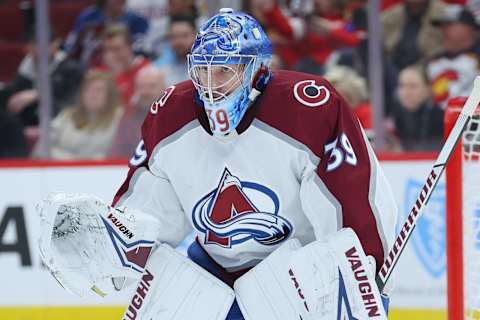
[112,70,397,274]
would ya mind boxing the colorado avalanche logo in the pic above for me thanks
[192,168,292,248]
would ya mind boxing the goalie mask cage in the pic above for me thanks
[445,97,480,320]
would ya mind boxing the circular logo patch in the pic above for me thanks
[293,80,330,107]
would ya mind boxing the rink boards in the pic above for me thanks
[0,155,457,319]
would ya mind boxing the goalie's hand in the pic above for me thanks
[37,193,161,297]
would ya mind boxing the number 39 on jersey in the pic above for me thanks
[324,133,357,172]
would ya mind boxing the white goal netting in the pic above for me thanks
[462,114,480,319]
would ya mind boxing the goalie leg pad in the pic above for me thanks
[234,228,387,320]
[187,239,254,319]
[122,243,235,320]
[234,238,304,320]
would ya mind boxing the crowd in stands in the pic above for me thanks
[0,0,479,159]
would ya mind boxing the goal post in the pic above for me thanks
[445,97,480,320]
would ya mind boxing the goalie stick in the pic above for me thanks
[376,76,480,292]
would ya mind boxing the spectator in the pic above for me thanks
[244,0,305,41]
[109,66,165,157]
[0,30,83,127]
[393,65,444,151]
[154,15,196,86]
[0,109,28,158]
[324,65,372,135]
[468,0,480,20]
[325,65,403,151]
[270,53,285,70]
[128,0,202,57]
[65,0,149,67]
[427,5,480,108]
[382,0,445,70]
[256,0,365,73]
[33,70,123,160]
[100,23,151,109]
[127,0,168,22]
[331,1,399,116]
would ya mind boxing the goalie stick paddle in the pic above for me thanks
[376,76,480,293]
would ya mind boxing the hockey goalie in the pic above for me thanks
[38,8,397,320]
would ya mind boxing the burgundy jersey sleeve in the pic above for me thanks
[316,86,396,274]
[256,71,397,275]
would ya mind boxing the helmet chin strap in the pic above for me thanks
[247,64,271,102]
[248,88,261,101]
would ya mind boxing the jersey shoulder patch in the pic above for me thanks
[255,71,341,157]
[293,79,331,107]
[266,70,335,109]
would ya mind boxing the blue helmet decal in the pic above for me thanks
[193,14,244,54]
[191,10,271,57]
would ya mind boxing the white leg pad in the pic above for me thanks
[234,228,387,320]
[234,238,304,320]
[122,243,235,320]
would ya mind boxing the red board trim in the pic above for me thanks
[377,152,437,161]
[0,158,129,168]
[0,152,438,168]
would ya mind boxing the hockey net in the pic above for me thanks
[445,97,480,320]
